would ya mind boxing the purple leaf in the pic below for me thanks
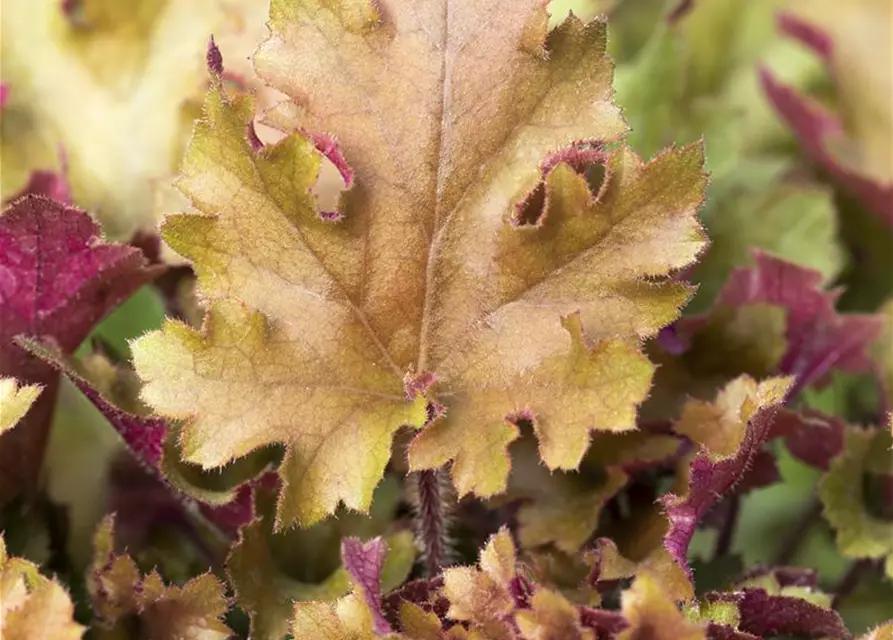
[341,537,393,635]
[769,409,845,470]
[0,195,160,498]
[709,589,851,639]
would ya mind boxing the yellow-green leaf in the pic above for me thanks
[0,378,42,435]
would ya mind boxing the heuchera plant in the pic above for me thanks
[0,1,891,638]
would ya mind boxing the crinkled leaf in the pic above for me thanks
[397,600,468,640]
[820,426,893,578]
[291,594,392,640]
[0,378,42,435]
[441,528,518,636]
[616,573,705,640]
[0,535,85,640]
[662,375,792,580]
[88,516,232,638]
[514,588,594,640]
[761,8,893,226]
[586,537,693,603]
[0,0,262,239]
[504,436,630,554]
[0,195,159,500]
[708,581,850,639]
[133,2,707,529]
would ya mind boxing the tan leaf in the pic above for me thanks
[87,516,232,637]
[133,1,707,527]
[0,536,85,640]
[617,573,705,640]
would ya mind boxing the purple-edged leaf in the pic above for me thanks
[709,589,851,639]
[0,195,160,498]
[760,13,893,227]
[24,340,257,537]
[662,376,792,579]
[341,537,394,636]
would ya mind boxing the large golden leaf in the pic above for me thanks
[133,1,707,528]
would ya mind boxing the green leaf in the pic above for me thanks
[820,427,893,578]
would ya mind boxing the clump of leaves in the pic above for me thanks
[1,0,892,638]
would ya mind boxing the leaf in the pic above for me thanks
[290,536,403,640]
[441,528,518,637]
[613,0,841,309]
[661,375,793,580]
[819,426,893,578]
[691,177,842,308]
[88,515,232,638]
[0,195,159,500]
[226,478,415,640]
[134,3,708,528]
[859,621,893,640]
[514,587,595,640]
[769,408,845,471]
[0,0,265,239]
[616,573,705,640]
[586,537,693,603]
[26,341,260,537]
[708,574,851,639]
[440,527,599,639]
[0,534,86,640]
[669,253,883,401]
[760,8,893,226]
[504,436,630,554]
[4,168,72,205]
[397,601,468,640]
[0,378,42,435]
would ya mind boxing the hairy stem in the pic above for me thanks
[773,496,822,565]
[714,495,740,559]
[412,468,449,577]
[832,559,874,609]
